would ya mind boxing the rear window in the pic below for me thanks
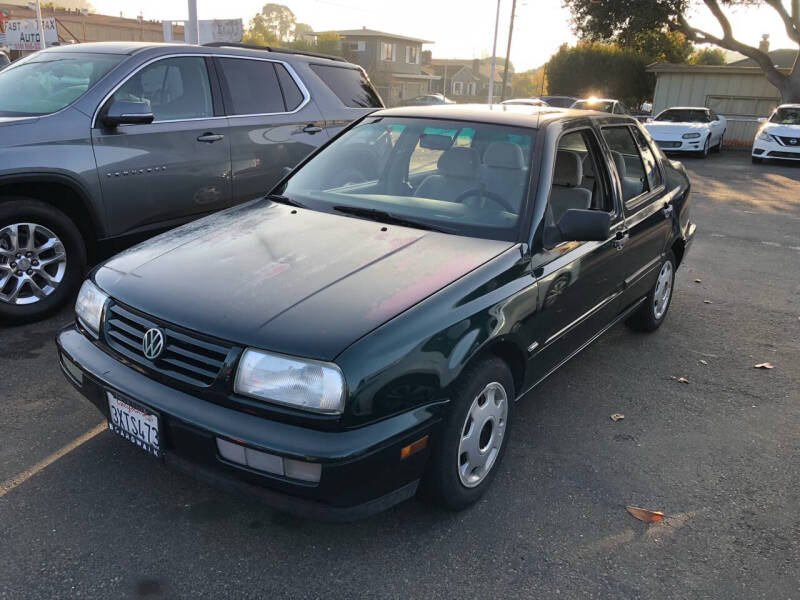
[310,64,382,108]
[275,63,304,111]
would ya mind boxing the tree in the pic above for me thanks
[511,67,547,97]
[294,22,313,40]
[248,3,296,43]
[563,0,800,102]
[546,42,653,105]
[315,32,341,56]
[689,47,727,64]
[629,29,694,63]
[242,15,279,46]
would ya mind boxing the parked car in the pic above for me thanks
[57,104,695,520]
[644,107,726,157]
[0,51,10,70]
[751,103,800,163]
[571,98,632,115]
[402,93,455,106]
[501,98,549,107]
[0,41,382,323]
[540,95,577,108]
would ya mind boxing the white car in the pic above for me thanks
[501,98,549,107]
[644,107,726,158]
[751,104,800,163]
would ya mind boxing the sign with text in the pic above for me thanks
[198,19,242,44]
[5,18,58,51]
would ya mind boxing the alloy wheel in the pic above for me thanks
[0,222,67,305]
[457,381,508,488]
[653,260,673,321]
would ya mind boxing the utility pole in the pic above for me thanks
[487,0,501,105]
[500,0,516,103]
[186,0,199,44]
[34,0,46,49]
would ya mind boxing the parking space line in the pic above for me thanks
[0,422,106,499]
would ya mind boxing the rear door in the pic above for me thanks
[214,56,328,203]
[601,123,672,308]
[92,55,232,237]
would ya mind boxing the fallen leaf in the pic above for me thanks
[678,377,689,384]
[703,300,713,304]
[610,413,624,421]
[694,278,702,283]
[669,375,677,380]
[754,362,774,369]
[699,359,708,365]
[626,506,664,523]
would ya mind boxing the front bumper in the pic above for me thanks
[56,325,443,521]
[752,140,800,160]
[655,138,704,152]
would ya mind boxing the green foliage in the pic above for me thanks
[546,42,653,105]
[245,3,297,43]
[628,29,693,63]
[242,17,279,46]
[511,67,547,97]
[689,47,727,65]
[315,32,342,56]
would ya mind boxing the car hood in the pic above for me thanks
[94,200,513,361]
[761,123,800,137]
[645,122,709,137]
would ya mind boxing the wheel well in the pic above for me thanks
[671,237,686,267]
[0,180,97,260]
[476,339,526,398]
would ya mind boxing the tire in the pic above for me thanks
[751,156,763,164]
[713,133,724,153]
[699,135,710,158]
[626,251,676,332]
[422,356,515,510]
[0,198,86,324]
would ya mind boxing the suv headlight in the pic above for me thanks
[682,132,701,139]
[234,348,345,414]
[757,130,773,142]
[75,279,108,337]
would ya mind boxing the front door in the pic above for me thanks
[92,55,231,237]
[525,127,626,384]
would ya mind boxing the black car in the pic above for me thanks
[57,104,695,520]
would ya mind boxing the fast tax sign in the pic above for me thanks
[5,18,58,51]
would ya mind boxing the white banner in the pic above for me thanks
[5,18,58,51]
[198,19,242,44]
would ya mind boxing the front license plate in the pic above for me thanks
[107,392,161,457]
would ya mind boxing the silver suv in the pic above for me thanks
[0,42,382,322]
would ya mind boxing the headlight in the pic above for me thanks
[682,132,701,139]
[757,130,773,142]
[235,348,345,414]
[75,279,108,337]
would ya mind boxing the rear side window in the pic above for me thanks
[310,64,382,108]
[630,126,663,190]
[217,58,285,115]
[601,126,648,202]
[275,64,304,111]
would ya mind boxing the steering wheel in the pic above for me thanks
[454,188,516,213]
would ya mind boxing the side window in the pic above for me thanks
[309,64,382,108]
[112,56,213,122]
[549,130,613,224]
[217,58,285,115]
[630,126,663,190]
[601,126,648,202]
[275,64,304,111]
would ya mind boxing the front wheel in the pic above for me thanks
[699,135,711,158]
[713,133,724,153]
[0,198,86,324]
[626,251,676,332]
[422,357,514,510]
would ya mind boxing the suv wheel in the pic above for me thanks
[423,356,514,510]
[0,198,86,324]
[625,251,676,332]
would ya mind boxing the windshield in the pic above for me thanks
[278,117,536,241]
[572,100,614,113]
[655,109,710,123]
[0,52,123,116]
[770,107,800,124]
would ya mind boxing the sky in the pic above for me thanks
[91,0,795,71]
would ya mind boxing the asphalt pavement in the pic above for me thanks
[1,151,798,599]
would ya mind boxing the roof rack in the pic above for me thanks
[201,42,347,63]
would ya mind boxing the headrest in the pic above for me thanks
[582,153,594,177]
[611,151,627,177]
[483,141,525,169]
[553,150,583,187]
[437,147,479,179]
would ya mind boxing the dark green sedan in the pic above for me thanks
[56,104,695,520]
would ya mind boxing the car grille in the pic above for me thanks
[767,150,800,159]
[104,301,233,387]
[777,136,800,146]
[656,140,681,149]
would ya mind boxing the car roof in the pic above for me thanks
[369,103,635,128]
[776,103,800,109]
[660,106,710,111]
[574,98,617,103]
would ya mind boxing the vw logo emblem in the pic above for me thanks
[142,328,165,360]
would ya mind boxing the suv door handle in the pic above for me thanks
[197,133,224,143]
[302,124,323,134]
[613,230,629,250]
[662,203,674,219]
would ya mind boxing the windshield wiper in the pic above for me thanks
[266,193,306,208]
[332,205,454,234]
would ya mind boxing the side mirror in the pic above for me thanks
[646,117,653,123]
[556,209,611,242]
[102,100,154,127]
[757,117,767,124]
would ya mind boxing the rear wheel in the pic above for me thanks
[423,356,514,510]
[626,251,676,332]
[0,198,86,324]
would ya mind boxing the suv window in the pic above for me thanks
[630,126,662,190]
[217,58,285,115]
[309,64,382,108]
[112,56,213,122]
[275,63,304,111]
[601,126,648,202]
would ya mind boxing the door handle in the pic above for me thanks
[613,230,629,250]
[662,203,674,219]
[302,124,323,134]
[197,133,224,143]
